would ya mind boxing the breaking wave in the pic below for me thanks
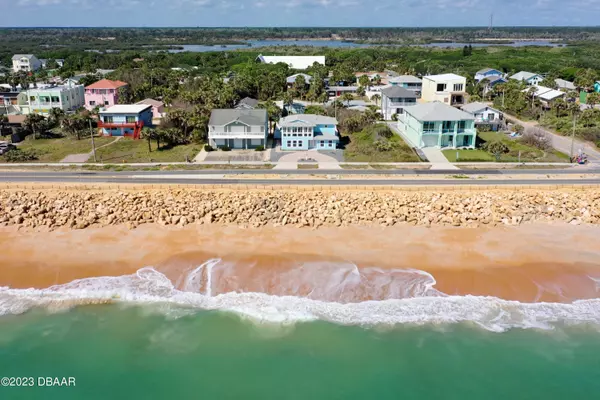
[1,261,600,333]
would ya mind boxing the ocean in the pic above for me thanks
[1,305,599,400]
[1,224,600,399]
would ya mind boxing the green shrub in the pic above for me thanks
[596,141,600,149]
[391,113,398,121]
[220,145,231,151]
[3,148,38,162]
[372,124,393,139]
[204,144,214,152]
[255,145,265,151]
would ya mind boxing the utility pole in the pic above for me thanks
[570,112,576,161]
[89,118,97,162]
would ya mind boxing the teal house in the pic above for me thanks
[278,114,338,150]
[398,102,477,149]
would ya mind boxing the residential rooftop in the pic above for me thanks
[100,104,152,114]
[424,73,466,82]
[388,75,422,84]
[381,86,417,98]
[279,114,338,126]
[461,102,500,114]
[86,79,128,90]
[405,101,475,122]
[208,109,267,126]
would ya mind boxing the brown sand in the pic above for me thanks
[0,223,599,303]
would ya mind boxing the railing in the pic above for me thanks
[210,131,264,137]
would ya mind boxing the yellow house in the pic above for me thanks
[421,74,467,107]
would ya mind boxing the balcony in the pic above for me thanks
[210,131,265,138]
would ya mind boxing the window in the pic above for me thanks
[436,83,446,92]
[292,141,297,147]
[328,140,333,146]
[458,121,466,131]
[453,83,464,92]
[442,121,453,131]
[126,116,136,123]
[423,122,435,132]
[247,126,252,133]
[261,126,264,132]
[29,96,36,102]
[287,141,291,147]
[51,96,59,103]
[104,116,114,123]
[89,101,96,106]
[104,101,109,105]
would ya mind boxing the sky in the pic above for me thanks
[1,0,600,27]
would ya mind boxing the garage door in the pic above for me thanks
[233,139,243,148]
[251,139,262,146]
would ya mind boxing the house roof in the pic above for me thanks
[405,102,475,122]
[256,55,325,70]
[510,71,541,81]
[86,79,128,90]
[461,102,501,114]
[136,98,164,107]
[12,54,36,61]
[286,73,312,84]
[424,73,466,82]
[236,97,259,108]
[279,114,338,126]
[209,109,267,126]
[99,104,152,114]
[388,75,422,84]
[482,75,507,84]
[476,68,501,75]
[381,86,417,98]
[327,86,358,91]
[522,86,565,101]
[555,78,576,90]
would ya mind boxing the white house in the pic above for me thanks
[461,102,504,131]
[380,86,417,120]
[522,86,565,106]
[256,55,325,70]
[286,73,312,87]
[208,109,268,149]
[510,71,543,85]
[12,54,42,73]
[18,84,85,115]
[421,73,467,106]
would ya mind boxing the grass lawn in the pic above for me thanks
[91,139,203,163]
[443,131,570,163]
[343,124,420,162]
[7,135,115,162]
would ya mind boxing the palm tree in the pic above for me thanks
[282,92,294,113]
[371,94,381,106]
[48,108,65,128]
[356,86,366,97]
[23,114,47,140]
[528,86,538,108]
[341,92,354,107]
[552,98,567,117]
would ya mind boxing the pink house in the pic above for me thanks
[84,79,128,110]
[136,98,165,120]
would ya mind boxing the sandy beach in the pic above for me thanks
[1,222,599,303]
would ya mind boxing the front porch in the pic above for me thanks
[421,132,476,149]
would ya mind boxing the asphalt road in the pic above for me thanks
[1,168,599,177]
[0,171,599,186]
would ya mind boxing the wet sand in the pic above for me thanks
[0,223,599,303]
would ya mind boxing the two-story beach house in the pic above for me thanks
[398,102,476,149]
[461,102,503,131]
[479,75,508,97]
[286,73,312,88]
[388,75,423,97]
[380,86,417,120]
[19,84,85,115]
[84,79,128,110]
[509,71,543,86]
[421,74,467,107]
[474,68,503,82]
[208,109,268,149]
[98,104,153,138]
[278,114,338,151]
[12,54,42,73]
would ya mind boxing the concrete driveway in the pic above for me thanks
[273,149,341,170]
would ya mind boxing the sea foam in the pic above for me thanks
[1,266,600,333]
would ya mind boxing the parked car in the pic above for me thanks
[0,142,16,155]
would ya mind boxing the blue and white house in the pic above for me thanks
[98,104,153,137]
[475,68,503,82]
[510,71,543,86]
[278,114,338,151]
[388,75,422,97]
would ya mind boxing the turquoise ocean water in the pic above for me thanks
[1,304,600,400]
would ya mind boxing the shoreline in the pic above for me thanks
[1,222,599,303]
